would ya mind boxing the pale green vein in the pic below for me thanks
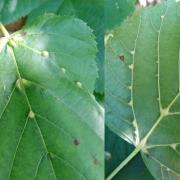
[8,45,58,180]
[8,117,29,179]
[157,6,168,111]
[33,153,47,180]
[129,15,142,145]
[150,155,180,177]
[0,86,16,121]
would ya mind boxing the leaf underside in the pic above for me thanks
[106,0,180,179]
[0,14,103,180]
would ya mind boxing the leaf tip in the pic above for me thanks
[105,32,114,45]
[161,15,165,19]
[128,85,132,90]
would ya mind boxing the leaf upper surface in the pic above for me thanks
[0,14,103,180]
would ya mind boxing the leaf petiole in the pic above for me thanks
[0,22,10,37]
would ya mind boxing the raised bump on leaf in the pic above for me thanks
[28,111,35,119]
[76,81,82,88]
[41,50,49,57]
[61,68,66,73]
[16,78,22,89]
[128,100,133,106]
[128,85,132,90]
[128,64,134,70]
[130,50,135,55]
[12,35,23,43]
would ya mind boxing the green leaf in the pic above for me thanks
[27,0,104,94]
[0,0,48,24]
[26,0,64,24]
[58,0,105,94]
[105,126,154,180]
[0,14,103,179]
[106,0,180,179]
[105,0,136,30]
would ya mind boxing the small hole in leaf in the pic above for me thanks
[118,55,125,61]
[93,158,99,165]
[73,138,80,146]
[75,81,82,88]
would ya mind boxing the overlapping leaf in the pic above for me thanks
[0,0,48,24]
[27,0,104,94]
[0,14,104,180]
[106,0,180,179]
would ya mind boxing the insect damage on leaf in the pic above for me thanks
[118,55,125,61]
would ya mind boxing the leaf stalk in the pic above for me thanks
[0,22,10,37]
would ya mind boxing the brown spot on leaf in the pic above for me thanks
[118,55,125,61]
[93,158,99,165]
[73,138,80,146]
